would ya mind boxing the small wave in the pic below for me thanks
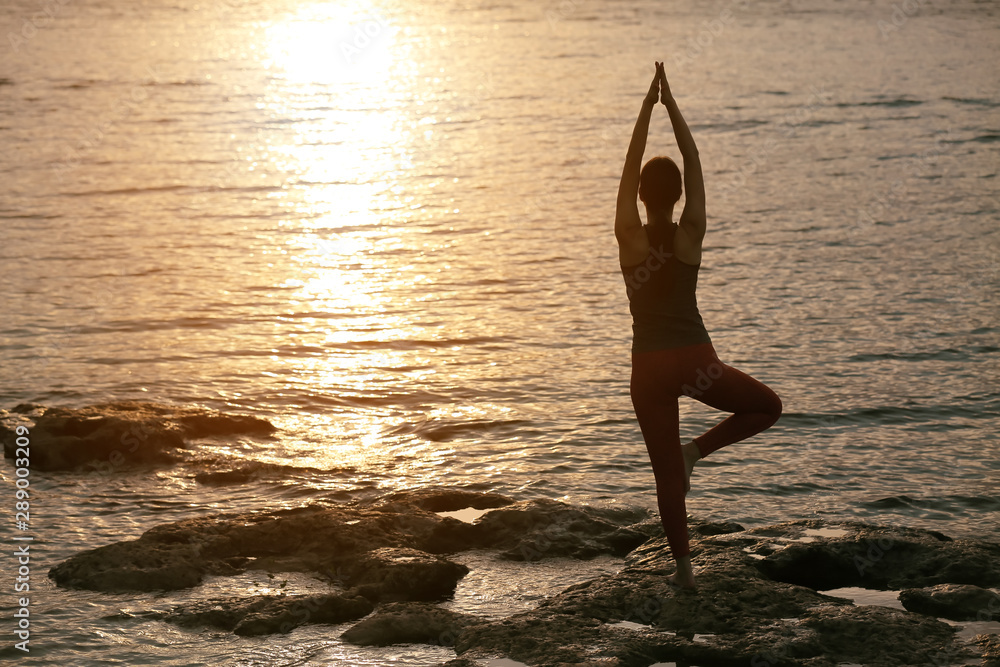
[835,98,922,108]
[698,119,769,133]
[941,96,998,107]
[386,417,532,442]
[0,212,61,220]
[846,345,1000,363]
[103,267,166,278]
[64,184,191,197]
[862,494,1000,513]
[193,460,352,486]
[325,336,510,351]
[64,184,286,197]
[759,481,834,495]
[56,79,103,89]
[295,389,452,410]
[76,317,234,334]
[779,400,999,427]
[270,308,354,317]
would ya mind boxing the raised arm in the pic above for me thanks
[615,62,662,266]
[660,71,706,255]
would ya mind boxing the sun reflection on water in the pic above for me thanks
[256,3,472,472]
[264,2,397,87]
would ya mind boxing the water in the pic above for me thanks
[1,0,998,664]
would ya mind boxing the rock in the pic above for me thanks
[340,601,480,646]
[121,593,373,636]
[177,411,275,439]
[799,604,960,664]
[470,498,653,561]
[49,490,646,593]
[750,520,1000,590]
[976,634,1000,667]
[452,520,991,667]
[691,520,745,537]
[48,488,1000,665]
[345,547,469,602]
[370,487,516,513]
[433,660,487,667]
[49,536,209,592]
[1,402,275,472]
[234,593,374,636]
[455,611,686,667]
[899,583,1000,621]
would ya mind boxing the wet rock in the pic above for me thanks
[369,487,516,513]
[976,634,1000,667]
[345,547,469,602]
[50,504,350,592]
[234,593,373,636]
[453,521,989,667]
[140,596,264,631]
[470,498,653,561]
[49,536,209,592]
[691,520,745,536]
[433,660,487,667]
[50,489,1000,665]
[750,520,1000,590]
[899,583,1000,621]
[49,490,647,592]
[1,402,275,472]
[123,592,373,635]
[455,611,687,667]
[178,410,275,439]
[800,604,961,664]
[340,601,480,646]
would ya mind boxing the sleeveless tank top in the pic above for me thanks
[620,224,712,354]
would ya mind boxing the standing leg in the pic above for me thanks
[630,351,696,588]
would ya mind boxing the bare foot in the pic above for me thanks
[668,571,697,591]
[682,441,701,494]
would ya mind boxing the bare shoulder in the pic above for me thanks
[618,224,651,267]
[673,223,703,265]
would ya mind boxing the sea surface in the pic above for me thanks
[0,0,998,664]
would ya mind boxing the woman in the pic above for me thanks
[616,62,782,591]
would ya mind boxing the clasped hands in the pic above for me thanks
[644,61,673,107]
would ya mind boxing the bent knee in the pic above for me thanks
[745,383,781,421]
[771,391,782,420]
[765,389,782,423]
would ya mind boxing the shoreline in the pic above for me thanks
[3,403,999,664]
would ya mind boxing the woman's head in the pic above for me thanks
[639,156,682,211]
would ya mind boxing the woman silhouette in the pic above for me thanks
[617,62,782,591]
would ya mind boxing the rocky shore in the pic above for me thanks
[47,486,1000,667]
[6,403,998,664]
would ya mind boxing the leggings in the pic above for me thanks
[630,341,782,559]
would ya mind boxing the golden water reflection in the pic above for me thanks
[264,2,398,87]
[265,3,448,476]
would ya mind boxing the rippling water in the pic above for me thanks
[1,0,998,664]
